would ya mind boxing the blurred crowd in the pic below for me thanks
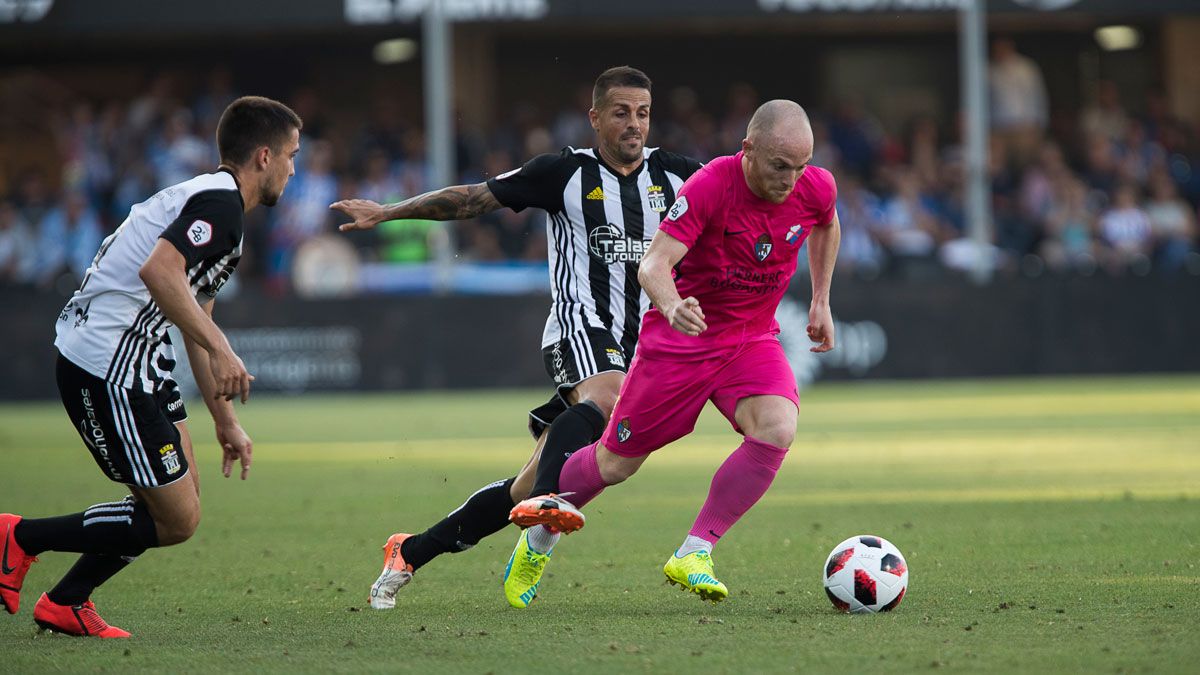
[2,47,1199,294]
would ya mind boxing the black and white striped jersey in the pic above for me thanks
[487,146,702,357]
[55,169,245,394]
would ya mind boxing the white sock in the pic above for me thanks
[675,534,713,557]
[525,525,560,554]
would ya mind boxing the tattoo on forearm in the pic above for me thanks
[392,184,499,220]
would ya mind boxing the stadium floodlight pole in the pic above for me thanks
[958,0,994,284]
[424,0,456,294]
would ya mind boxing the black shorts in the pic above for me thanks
[56,353,189,488]
[528,327,632,438]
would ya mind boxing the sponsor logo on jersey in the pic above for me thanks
[647,185,667,213]
[755,234,773,262]
[616,418,632,443]
[605,348,626,368]
[188,220,213,246]
[589,224,650,264]
[167,398,184,412]
[159,443,182,475]
[709,266,786,295]
[586,186,606,201]
[786,224,804,245]
[666,195,688,221]
[80,387,121,480]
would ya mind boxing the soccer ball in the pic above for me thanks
[822,535,908,613]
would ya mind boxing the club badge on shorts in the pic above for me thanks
[605,348,626,368]
[159,443,182,475]
[616,418,632,443]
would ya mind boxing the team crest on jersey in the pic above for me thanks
[647,185,667,212]
[755,234,773,262]
[786,224,804,245]
[188,220,213,246]
[616,418,632,443]
[605,348,626,368]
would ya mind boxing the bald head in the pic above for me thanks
[741,100,815,203]
[746,99,813,148]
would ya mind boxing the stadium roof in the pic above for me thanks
[1,0,1196,40]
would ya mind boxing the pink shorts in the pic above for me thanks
[600,337,799,458]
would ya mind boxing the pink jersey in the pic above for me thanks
[639,152,837,359]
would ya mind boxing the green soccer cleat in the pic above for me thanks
[503,529,552,608]
[663,550,729,603]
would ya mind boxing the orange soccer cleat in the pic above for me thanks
[0,513,37,614]
[508,494,585,533]
[368,533,414,610]
[33,593,130,638]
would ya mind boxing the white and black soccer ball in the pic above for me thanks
[822,535,908,614]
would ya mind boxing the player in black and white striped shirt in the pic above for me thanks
[0,97,301,637]
[332,67,703,608]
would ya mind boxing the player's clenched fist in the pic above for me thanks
[667,296,707,336]
[807,302,835,353]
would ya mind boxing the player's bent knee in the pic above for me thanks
[511,472,535,502]
[596,453,643,485]
[762,431,795,450]
[752,422,796,450]
[157,512,200,546]
[153,504,201,546]
[573,373,624,419]
[588,392,620,420]
[598,464,631,485]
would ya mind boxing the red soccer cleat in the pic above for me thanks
[0,513,37,614]
[508,494,585,532]
[33,593,130,638]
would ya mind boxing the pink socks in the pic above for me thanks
[689,436,789,544]
[556,441,608,509]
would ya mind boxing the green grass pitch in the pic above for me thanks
[1,375,1198,673]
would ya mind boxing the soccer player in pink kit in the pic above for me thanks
[504,99,840,604]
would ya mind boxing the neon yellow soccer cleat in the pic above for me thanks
[663,550,729,603]
[503,529,552,608]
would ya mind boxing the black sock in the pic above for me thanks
[530,400,606,498]
[400,477,516,571]
[48,553,140,606]
[15,497,159,557]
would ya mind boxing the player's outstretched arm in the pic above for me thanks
[806,210,841,353]
[330,182,502,231]
[181,301,253,480]
[639,230,707,336]
[140,240,254,403]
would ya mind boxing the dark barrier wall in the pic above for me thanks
[3,275,1197,400]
